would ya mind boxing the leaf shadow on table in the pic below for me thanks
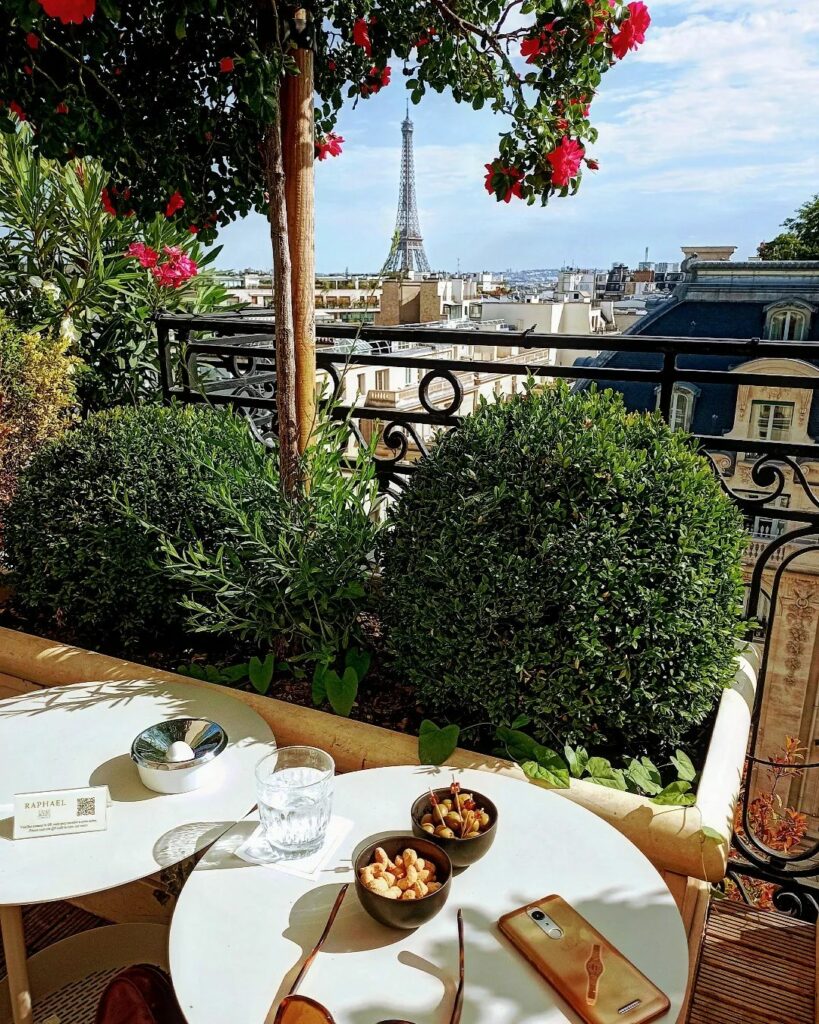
[337,885,684,1024]
[152,820,243,868]
[0,679,195,719]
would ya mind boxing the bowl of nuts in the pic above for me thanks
[354,836,452,929]
[411,782,498,867]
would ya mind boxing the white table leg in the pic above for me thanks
[0,906,32,1024]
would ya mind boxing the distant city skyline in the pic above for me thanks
[215,0,819,273]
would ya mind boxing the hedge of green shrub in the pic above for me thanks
[378,384,747,753]
[4,404,253,647]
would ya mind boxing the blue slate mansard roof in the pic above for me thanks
[574,260,819,439]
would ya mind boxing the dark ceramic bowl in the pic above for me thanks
[354,835,452,930]
[410,787,498,868]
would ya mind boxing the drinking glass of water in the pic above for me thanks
[255,746,335,855]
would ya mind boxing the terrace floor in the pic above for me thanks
[1,897,814,1024]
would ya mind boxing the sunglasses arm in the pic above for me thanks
[288,884,350,996]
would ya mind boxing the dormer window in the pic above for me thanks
[656,384,698,432]
[764,300,815,341]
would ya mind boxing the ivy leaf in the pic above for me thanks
[585,757,627,790]
[326,665,358,717]
[671,750,697,782]
[248,653,275,695]
[626,758,663,796]
[344,646,371,683]
[652,781,696,806]
[312,662,329,706]
[418,719,460,766]
[564,744,589,779]
[521,753,570,789]
[701,826,725,843]
[221,662,250,684]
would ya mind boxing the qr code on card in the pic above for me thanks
[76,796,96,817]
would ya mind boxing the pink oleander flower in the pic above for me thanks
[126,242,159,268]
[151,246,199,289]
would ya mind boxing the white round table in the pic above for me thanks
[171,766,688,1024]
[0,678,274,1024]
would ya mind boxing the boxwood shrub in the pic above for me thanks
[378,384,747,753]
[4,404,253,648]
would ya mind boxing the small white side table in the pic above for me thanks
[0,678,274,1024]
[171,766,689,1024]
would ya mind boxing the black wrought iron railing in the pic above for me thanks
[157,311,819,918]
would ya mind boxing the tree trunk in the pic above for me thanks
[262,112,300,496]
[281,12,316,452]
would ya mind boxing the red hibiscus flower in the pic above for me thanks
[362,66,391,95]
[417,27,436,47]
[100,188,117,216]
[589,17,607,42]
[26,33,40,50]
[353,17,372,56]
[315,132,345,161]
[219,56,234,73]
[37,0,95,24]
[586,158,599,170]
[547,137,585,186]
[165,191,185,217]
[611,1,651,59]
[126,242,159,268]
[188,225,199,234]
[520,23,557,64]
[23,66,33,76]
[8,101,26,121]
[55,102,69,114]
[328,59,337,71]
[484,163,524,204]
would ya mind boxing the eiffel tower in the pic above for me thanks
[383,108,431,274]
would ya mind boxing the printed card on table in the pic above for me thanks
[13,785,110,839]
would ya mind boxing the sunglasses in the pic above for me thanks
[273,884,465,1024]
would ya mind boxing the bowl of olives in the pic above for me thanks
[410,783,498,867]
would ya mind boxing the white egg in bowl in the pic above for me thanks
[131,718,227,794]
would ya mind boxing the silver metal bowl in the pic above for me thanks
[131,718,227,794]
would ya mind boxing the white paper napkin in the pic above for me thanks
[234,816,353,880]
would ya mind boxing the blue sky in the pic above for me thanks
[217,0,819,273]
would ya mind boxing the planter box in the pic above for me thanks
[0,627,756,885]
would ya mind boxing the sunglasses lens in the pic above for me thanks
[276,996,335,1024]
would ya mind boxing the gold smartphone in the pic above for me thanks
[498,895,671,1024]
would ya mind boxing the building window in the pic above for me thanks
[669,386,695,432]
[655,385,696,431]
[375,369,389,391]
[751,400,794,441]
[404,366,413,386]
[357,373,366,398]
[751,516,786,540]
[766,308,808,341]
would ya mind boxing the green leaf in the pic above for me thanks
[221,662,250,684]
[671,750,697,782]
[521,754,570,789]
[625,758,663,796]
[312,663,329,706]
[510,713,531,730]
[564,744,589,779]
[652,781,696,806]
[585,757,627,790]
[175,15,187,39]
[700,826,725,843]
[326,665,358,717]
[418,719,460,766]
[248,653,275,695]
[344,646,371,683]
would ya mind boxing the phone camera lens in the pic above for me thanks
[531,910,546,921]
